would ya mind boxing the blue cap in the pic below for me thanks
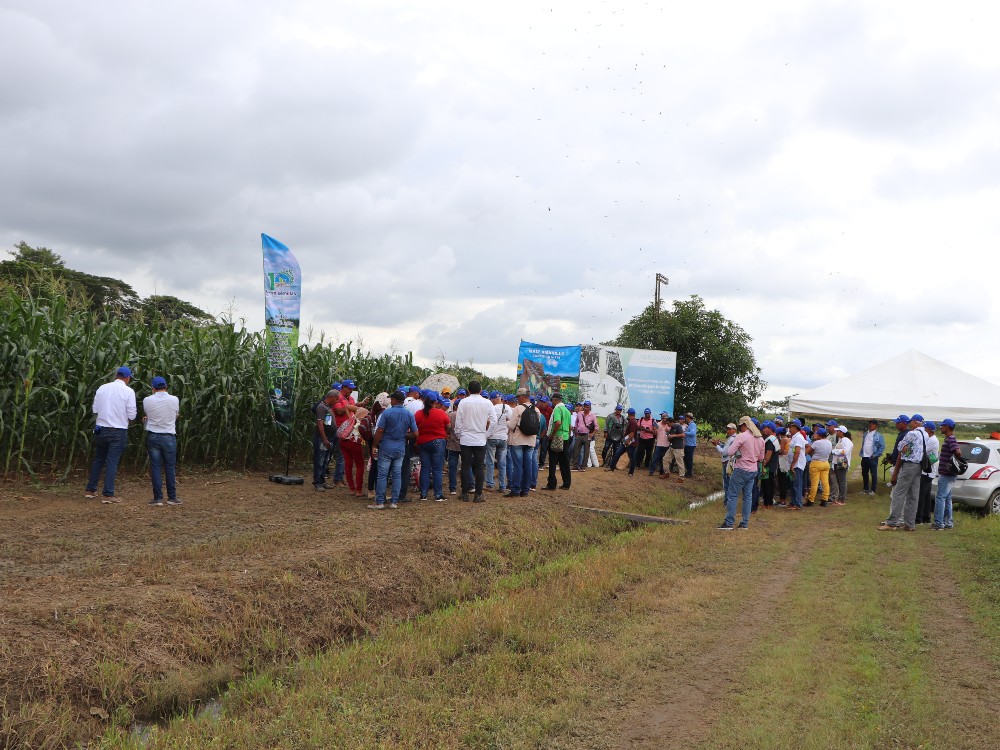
[776,427,787,435]
[761,420,775,430]
[924,421,936,430]
[529,396,536,403]
[151,376,167,389]
[488,390,500,399]
[895,414,910,423]
[752,418,760,427]
[816,427,828,436]
[644,408,651,413]
[627,408,636,414]
[615,404,623,410]
[409,386,421,394]
[911,413,924,422]
[441,399,451,408]
[774,415,784,423]
[116,366,132,378]
[826,419,837,427]
[940,418,956,428]
[341,379,356,390]
[457,388,467,396]
[583,400,592,406]
[792,418,803,428]
[332,382,342,390]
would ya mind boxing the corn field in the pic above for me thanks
[0,293,430,479]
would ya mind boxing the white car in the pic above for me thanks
[933,439,1000,515]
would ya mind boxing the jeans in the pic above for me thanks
[460,444,488,496]
[634,437,653,469]
[721,463,729,496]
[484,438,508,490]
[574,435,591,469]
[509,444,533,495]
[934,474,956,528]
[375,448,405,505]
[530,441,540,488]
[86,427,129,497]
[724,467,756,527]
[609,442,636,473]
[418,439,447,498]
[546,443,572,488]
[684,444,696,477]
[329,433,344,482]
[860,456,879,493]
[146,432,177,501]
[649,445,668,475]
[398,440,416,500]
[791,467,804,507]
[312,433,332,486]
[447,449,470,493]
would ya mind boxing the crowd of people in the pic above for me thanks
[81,368,965,533]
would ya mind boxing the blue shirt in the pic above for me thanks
[376,405,418,453]
[684,421,698,447]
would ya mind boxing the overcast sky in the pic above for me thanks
[3,0,999,399]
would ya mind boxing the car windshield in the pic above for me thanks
[959,442,993,464]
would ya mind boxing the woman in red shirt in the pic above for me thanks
[415,394,452,501]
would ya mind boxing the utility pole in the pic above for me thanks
[654,273,669,317]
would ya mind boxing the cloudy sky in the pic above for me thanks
[3,0,999,398]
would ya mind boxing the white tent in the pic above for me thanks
[787,349,1000,423]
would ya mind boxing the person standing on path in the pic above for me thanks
[573,401,598,471]
[805,427,833,507]
[370,391,419,509]
[711,422,737,496]
[606,408,638,473]
[682,412,698,478]
[775,427,791,504]
[859,419,885,496]
[916,421,940,525]
[648,413,673,477]
[603,405,626,465]
[879,414,927,531]
[718,416,764,529]
[542,392,572,490]
[484,391,510,492]
[415,393,451,501]
[143,376,181,507]
[455,380,494,502]
[933,418,962,530]
[829,425,853,506]
[312,390,339,491]
[759,421,780,508]
[505,387,537,497]
[85,366,137,503]
[634,409,656,470]
[786,420,808,510]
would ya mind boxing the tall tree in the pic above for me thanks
[609,294,765,428]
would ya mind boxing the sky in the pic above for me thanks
[3,0,999,400]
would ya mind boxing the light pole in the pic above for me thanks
[654,273,669,317]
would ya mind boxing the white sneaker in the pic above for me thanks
[389,502,399,509]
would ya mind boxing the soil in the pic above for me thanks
[0,445,720,745]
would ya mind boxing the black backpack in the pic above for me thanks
[519,404,540,436]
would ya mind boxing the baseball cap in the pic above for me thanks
[895,414,910,423]
[441,388,452,396]
[761,420,775,430]
[816,427,828,436]
[116,366,132,378]
[489,390,500,399]
[441,399,451,408]
[726,422,737,430]
[516,387,529,396]
[924,421,937,430]
[644,408,651,413]
[627,407,636,414]
[551,392,563,400]
[660,411,669,417]
[791,418,803,428]
[341,379,356,390]
[390,390,406,401]
[151,376,167,389]
[911,413,924,422]
[615,404,623,410]
[457,388,467,396]
[408,385,421,394]
[776,427,787,435]
[584,400,592,406]
[940,418,956,428]
[835,424,847,432]
[826,419,837,427]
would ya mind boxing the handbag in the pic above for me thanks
[550,432,565,452]
[952,453,969,475]
[336,416,357,440]
[919,431,932,473]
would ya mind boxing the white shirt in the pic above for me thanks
[143,391,180,434]
[790,432,808,470]
[455,394,494,446]
[489,403,510,440]
[861,430,875,457]
[92,378,137,429]
[832,436,854,468]
[403,397,423,416]
[922,434,941,478]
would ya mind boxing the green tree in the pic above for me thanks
[139,294,213,324]
[608,295,765,429]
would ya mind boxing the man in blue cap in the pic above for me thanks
[484,391,510,492]
[85,366,137,503]
[682,412,698,477]
[573,401,598,471]
[933,418,963,530]
[880,414,926,530]
[785,420,808,509]
[606,408,639,472]
[603,404,627,465]
[143,375,181,507]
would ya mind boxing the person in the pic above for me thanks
[445,398,466,496]
[805,426,833,507]
[415,393,451,501]
[369,391,419,509]
[542,392,572,490]
[648,413,673,477]
[606,407,638,473]
[682,413,698,477]
[536,396,552,469]
[397,386,424,502]
[786,420,807,510]
[603,405,626,464]
[879,414,926,531]
[143,376,181,507]
[358,395,389,499]
[505,388,536,497]
[776,427,791,505]
[916,421,940,525]
[760,421,780,508]
[858,419,885,496]
[334,379,369,496]
[85,366,137,503]
[325,381,345,486]
[573,401,598,471]
[634,409,656,470]
[667,417,685,475]
[484,391,510,492]
[829,425,853,506]
[718,416,764,530]
[530,398,547,491]
[933,418,962,530]
[455,380,494,502]
[312,390,339,491]
[710,423,737,496]
[884,414,911,484]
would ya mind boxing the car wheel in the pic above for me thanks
[986,488,1000,516]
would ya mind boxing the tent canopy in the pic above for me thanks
[787,349,1000,423]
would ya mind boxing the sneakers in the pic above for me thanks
[461,493,471,502]
[877,523,898,531]
[389,502,399,509]
[149,499,164,507]
[419,495,427,501]
[167,498,183,506]
[820,501,829,507]
[366,503,385,510]
[314,484,326,492]
[716,524,734,531]
[84,492,97,499]
[737,524,749,530]
[473,494,484,503]
[434,496,445,502]
[503,491,518,498]
[101,497,122,504]
[450,490,457,495]
[804,501,814,507]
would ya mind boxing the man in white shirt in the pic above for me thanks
[916,421,940,525]
[85,366,137,503]
[143,376,181,507]
[454,380,494,502]
[485,391,510,492]
[786,420,808,510]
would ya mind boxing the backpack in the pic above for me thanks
[519,404,540,436]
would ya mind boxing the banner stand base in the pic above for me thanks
[269,474,305,486]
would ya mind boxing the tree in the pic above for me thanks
[139,294,213,324]
[608,294,765,429]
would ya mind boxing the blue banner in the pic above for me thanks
[262,233,302,431]
[517,340,582,402]
[618,347,676,419]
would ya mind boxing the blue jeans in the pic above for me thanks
[724,467,756,527]
[649,445,668,475]
[418,439,447,498]
[330,434,344,482]
[86,427,128,497]
[934,475,956,528]
[530,441,540,488]
[447,449,470,493]
[146,432,177,501]
[791,467,804,508]
[609,442,636,473]
[485,439,508,489]
[722,463,729,496]
[509,445,534,495]
[312,433,331,486]
[398,440,415,500]
[375,448,405,505]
